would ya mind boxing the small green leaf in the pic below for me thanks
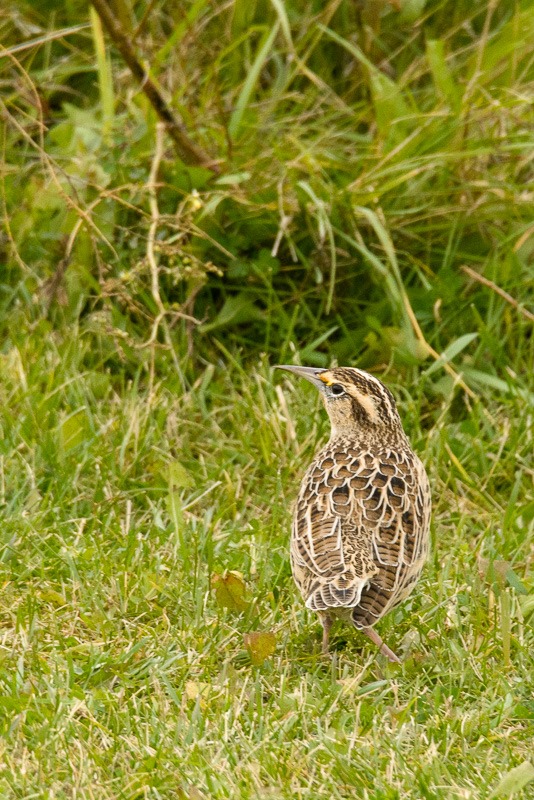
[200,294,264,333]
[505,568,528,596]
[212,571,249,612]
[168,462,194,490]
[370,71,412,141]
[214,171,251,186]
[39,589,67,607]
[244,631,276,665]
[24,487,42,513]
[519,595,534,617]
[426,38,461,111]
[489,761,534,798]
[424,333,478,376]
[59,408,90,453]
[399,0,427,23]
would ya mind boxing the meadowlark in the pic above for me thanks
[276,365,431,663]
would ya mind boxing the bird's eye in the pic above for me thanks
[330,383,345,396]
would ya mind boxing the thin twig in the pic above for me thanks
[143,123,200,331]
[141,124,192,397]
[132,0,159,40]
[144,123,169,397]
[399,285,479,401]
[461,265,534,323]
[90,0,219,172]
[44,195,106,306]
[0,25,91,57]
[147,122,166,318]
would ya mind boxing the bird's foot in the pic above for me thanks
[363,626,401,664]
[319,613,333,655]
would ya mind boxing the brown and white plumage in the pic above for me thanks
[277,365,431,662]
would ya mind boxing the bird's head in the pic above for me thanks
[276,365,404,439]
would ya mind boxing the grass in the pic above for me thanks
[1,0,533,797]
[0,337,532,798]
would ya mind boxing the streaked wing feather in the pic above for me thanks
[291,446,431,625]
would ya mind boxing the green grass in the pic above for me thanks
[1,0,533,797]
[0,336,532,798]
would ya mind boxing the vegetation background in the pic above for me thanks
[1,0,533,797]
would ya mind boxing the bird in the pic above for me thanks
[276,365,431,663]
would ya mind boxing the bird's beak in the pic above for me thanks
[275,365,327,391]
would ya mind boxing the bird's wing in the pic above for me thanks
[291,447,431,624]
[351,450,431,628]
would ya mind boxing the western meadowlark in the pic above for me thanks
[277,365,431,663]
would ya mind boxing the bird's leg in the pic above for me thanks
[319,613,333,655]
[363,627,401,664]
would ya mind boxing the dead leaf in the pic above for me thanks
[477,557,510,587]
[211,571,249,612]
[244,631,276,665]
[477,557,528,595]
[177,785,205,800]
[183,681,210,709]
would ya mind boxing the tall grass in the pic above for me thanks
[0,1,533,797]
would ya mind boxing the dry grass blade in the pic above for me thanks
[461,265,534,323]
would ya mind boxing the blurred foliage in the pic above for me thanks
[0,5,533,795]
[1,0,533,382]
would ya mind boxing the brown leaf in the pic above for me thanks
[177,786,205,800]
[244,631,277,665]
[477,557,510,587]
[211,571,249,612]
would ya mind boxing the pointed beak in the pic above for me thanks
[275,365,327,390]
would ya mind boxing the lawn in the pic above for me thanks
[0,1,533,798]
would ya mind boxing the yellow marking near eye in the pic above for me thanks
[319,374,334,385]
